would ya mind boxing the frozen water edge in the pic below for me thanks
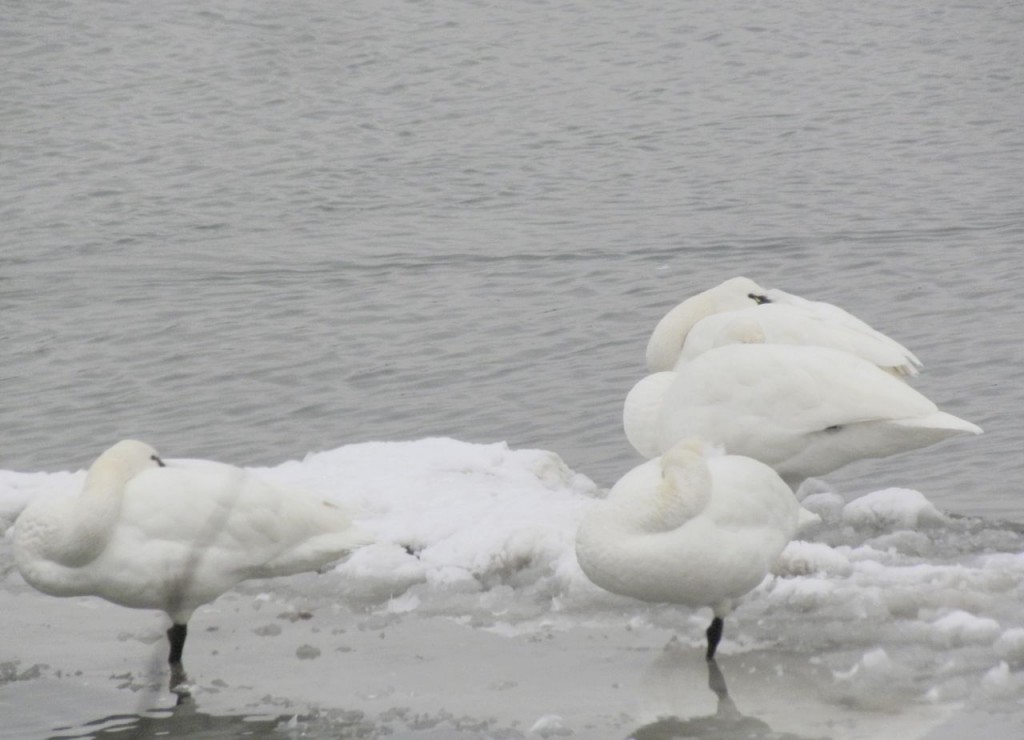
[1,587,1005,740]
[2,438,1023,738]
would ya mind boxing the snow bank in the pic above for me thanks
[2,437,1022,706]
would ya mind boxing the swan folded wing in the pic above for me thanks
[657,348,829,458]
[655,345,978,483]
[764,289,922,373]
[122,462,370,581]
[703,456,801,536]
[670,345,941,435]
[765,288,881,332]
[199,469,369,578]
[681,305,921,376]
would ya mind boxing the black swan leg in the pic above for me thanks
[705,616,723,662]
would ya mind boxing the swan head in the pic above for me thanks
[14,440,168,573]
[86,439,166,489]
[659,438,722,476]
[666,437,722,457]
[646,277,770,371]
[648,438,721,527]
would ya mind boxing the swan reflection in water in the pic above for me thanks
[627,649,828,740]
[48,694,295,740]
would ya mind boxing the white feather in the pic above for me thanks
[627,344,981,488]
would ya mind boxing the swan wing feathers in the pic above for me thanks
[703,454,801,536]
[652,279,921,375]
[656,345,979,480]
[120,460,370,578]
[681,304,921,375]
[764,289,922,373]
[664,344,943,436]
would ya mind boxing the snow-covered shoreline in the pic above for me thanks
[3,437,1021,725]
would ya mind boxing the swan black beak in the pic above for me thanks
[152,454,166,467]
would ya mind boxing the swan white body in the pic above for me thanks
[624,344,981,488]
[576,439,802,659]
[13,440,370,665]
[646,277,922,376]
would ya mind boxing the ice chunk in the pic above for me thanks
[775,540,852,577]
[929,610,1001,647]
[529,714,572,737]
[800,491,846,521]
[842,488,947,529]
[994,627,1024,663]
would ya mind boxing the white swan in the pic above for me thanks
[576,439,802,660]
[645,277,922,377]
[12,440,371,672]
[624,344,981,488]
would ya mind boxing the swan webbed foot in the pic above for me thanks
[169,660,191,701]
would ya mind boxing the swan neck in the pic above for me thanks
[55,465,126,566]
[646,294,716,371]
[602,465,711,535]
[656,461,712,526]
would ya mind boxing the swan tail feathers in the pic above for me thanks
[894,412,982,437]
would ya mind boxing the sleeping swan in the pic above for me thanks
[13,440,371,677]
[576,439,803,660]
[624,344,981,488]
[645,277,922,377]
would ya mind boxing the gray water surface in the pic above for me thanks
[5,0,1021,518]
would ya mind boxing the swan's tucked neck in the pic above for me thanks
[51,460,128,567]
[652,454,712,528]
[600,455,712,535]
[645,278,765,371]
[646,293,717,371]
